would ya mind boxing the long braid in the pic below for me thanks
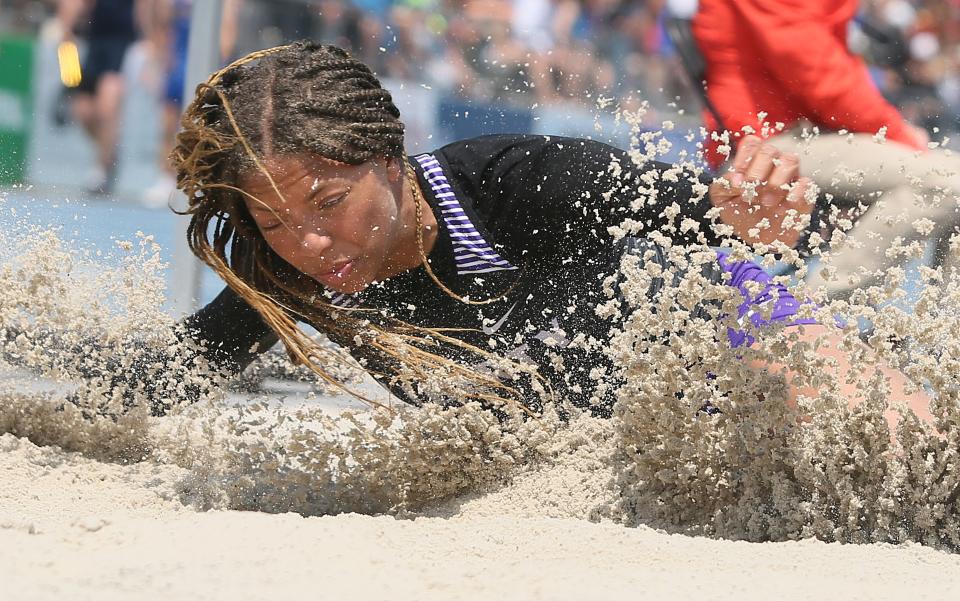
[172,41,548,414]
[406,163,512,305]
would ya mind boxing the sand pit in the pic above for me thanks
[4,138,960,600]
[4,430,960,601]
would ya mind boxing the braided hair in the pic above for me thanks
[171,41,542,412]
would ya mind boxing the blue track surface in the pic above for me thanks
[0,189,224,309]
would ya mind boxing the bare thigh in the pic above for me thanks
[748,324,934,432]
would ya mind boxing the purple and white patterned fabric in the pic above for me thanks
[414,153,519,275]
[715,249,819,348]
[327,291,360,309]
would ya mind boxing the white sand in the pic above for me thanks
[3,428,960,601]
[0,431,956,601]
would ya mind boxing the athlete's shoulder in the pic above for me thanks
[426,134,623,184]
[432,134,615,158]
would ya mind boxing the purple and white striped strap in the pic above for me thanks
[413,153,518,275]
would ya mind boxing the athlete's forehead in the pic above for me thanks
[239,154,367,205]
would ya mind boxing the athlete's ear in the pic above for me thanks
[385,156,404,183]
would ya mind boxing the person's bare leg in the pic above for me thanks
[93,72,125,176]
[160,101,179,172]
[141,100,180,206]
[70,92,97,138]
[528,52,556,103]
[749,324,935,433]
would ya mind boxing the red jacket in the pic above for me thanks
[692,0,922,168]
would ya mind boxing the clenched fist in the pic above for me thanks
[709,135,815,248]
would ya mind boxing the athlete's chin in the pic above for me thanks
[316,275,369,294]
[317,271,374,294]
[334,279,370,294]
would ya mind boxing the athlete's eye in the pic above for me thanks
[319,190,349,210]
[260,220,282,232]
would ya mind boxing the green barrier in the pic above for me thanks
[0,36,34,185]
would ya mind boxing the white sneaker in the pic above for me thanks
[142,174,177,208]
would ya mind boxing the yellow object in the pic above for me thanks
[57,41,82,88]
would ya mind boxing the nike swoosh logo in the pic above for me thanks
[481,302,517,335]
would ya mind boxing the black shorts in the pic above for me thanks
[76,35,134,94]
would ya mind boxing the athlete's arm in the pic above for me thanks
[479,135,720,261]
[477,135,809,259]
[89,286,278,416]
[181,285,280,375]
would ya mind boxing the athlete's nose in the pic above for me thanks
[300,230,333,256]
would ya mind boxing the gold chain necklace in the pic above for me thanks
[405,163,512,306]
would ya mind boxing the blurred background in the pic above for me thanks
[2,0,705,202]
[0,0,959,310]
[6,0,956,201]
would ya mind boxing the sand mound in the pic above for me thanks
[5,430,960,601]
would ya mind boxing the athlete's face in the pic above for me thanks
[239,154,407,294]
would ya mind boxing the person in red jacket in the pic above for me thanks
[692,0,960,300]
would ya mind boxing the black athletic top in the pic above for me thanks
[88,0,137,39]
[185,134,724,415]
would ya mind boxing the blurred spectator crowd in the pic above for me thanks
[283,0,698,113]
[857,0,960,134]
[2,0,959,129]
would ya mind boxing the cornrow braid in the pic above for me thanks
[170,42,547,415]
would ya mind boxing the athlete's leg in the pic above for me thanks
[718,251,935,434]
[70,91,97,138]
[771,132,960,299]
[747,324,935,434]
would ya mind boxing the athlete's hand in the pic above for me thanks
[708,135,814,248]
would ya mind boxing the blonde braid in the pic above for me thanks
[207,45,293,86]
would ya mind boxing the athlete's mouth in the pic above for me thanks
[316,259,355,283]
